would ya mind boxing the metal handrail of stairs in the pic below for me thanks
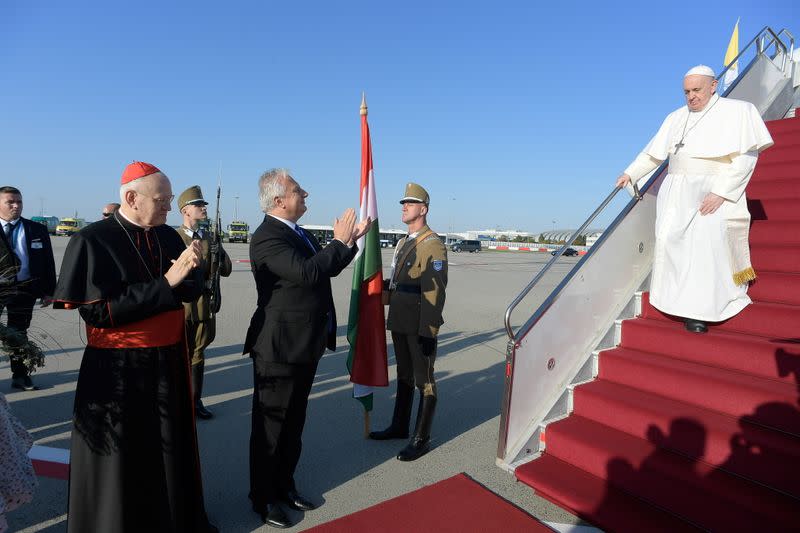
[497,27,798,470]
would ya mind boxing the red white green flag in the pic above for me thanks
[346,94,388,411]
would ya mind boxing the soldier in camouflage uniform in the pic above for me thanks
[370,183,447,461]
[176,186,232,419]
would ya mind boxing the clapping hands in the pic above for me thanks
[165,240,202,287]
[333,208,373,246]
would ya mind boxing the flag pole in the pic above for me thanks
[361,91,370,439]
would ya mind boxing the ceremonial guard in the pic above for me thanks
[176,186,232,419]
[370,183,447,462]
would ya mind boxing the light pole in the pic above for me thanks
[448,197,456,243]
[234,195,240,220]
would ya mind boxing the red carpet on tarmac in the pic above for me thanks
[515,113,800,531]
[303,473,553,532]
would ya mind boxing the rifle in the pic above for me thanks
[208,180,223,316]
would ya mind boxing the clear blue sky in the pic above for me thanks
[1,1,797,234]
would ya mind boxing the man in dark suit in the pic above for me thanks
[0,186,57,390]
[244,168,370,529]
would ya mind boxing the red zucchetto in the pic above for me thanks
[121,161,161,184]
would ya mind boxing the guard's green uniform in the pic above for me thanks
[386,225,448,397]
[371,182,447,462]
[177,227,232,365]
[176,185,233,419]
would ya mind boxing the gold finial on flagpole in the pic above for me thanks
[360,92,368,116]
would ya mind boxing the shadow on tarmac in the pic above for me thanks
[194,328,508,530]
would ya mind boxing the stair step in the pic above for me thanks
[515,454,701,533]
[544,416,800,530]
[599,347,798,431]
[572,379,800,496]
[749,271,800,305]
[750,162,800,182]
[641,292,800,339]
[748,197,800,221]
[757,141,800,164]
[766,116,800,136]
[749,220,800,245]
[747,176,800,199]
[750,243,800,273]
[619,318,800,384]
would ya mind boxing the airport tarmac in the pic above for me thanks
[3,238,594,532]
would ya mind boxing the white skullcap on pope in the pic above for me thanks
[684,65,716,78]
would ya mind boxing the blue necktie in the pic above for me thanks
[295,225,333,332]
[294,226,316,252]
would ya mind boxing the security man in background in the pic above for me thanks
[0,186,56,390]
[176,186,232,419]
[102,203,120,218]
[370,182,447,461]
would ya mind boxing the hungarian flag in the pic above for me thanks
[346,94,388,411]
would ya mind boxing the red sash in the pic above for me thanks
[86,308,185,349]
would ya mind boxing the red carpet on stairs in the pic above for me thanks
[515,113,800,532]
[303,474,552,533]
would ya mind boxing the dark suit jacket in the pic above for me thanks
[243,215,357,367]
[4,217,57,298]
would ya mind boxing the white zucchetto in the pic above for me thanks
[684,65,716,78]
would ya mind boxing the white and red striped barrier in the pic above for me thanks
[29,445,69,480]
[486,245,587,255]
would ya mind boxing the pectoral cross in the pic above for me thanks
[674,140,685,153]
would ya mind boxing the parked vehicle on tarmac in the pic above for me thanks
[450,239,481,253]
[56,217,86,236]
[551,247,579,257]
[31,216,59,235]
[228,221,249,243]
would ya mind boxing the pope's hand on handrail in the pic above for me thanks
[615,174,642,201]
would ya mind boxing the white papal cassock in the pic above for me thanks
[624,93,773,322]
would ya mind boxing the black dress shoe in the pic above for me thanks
[11,375,35,391]
[397,437,431,461]
[253,503,292,529]
[283,489,317,511]
[685,318,708,333]
[195,400,214,419]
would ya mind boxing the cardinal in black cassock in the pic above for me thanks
[53,162,217,533]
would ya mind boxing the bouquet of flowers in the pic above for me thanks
[0,325,45,375]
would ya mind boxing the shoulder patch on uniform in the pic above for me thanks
[433,259,444,271]
[422,235,439,243]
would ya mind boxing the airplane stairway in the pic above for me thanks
[514,114,800,531]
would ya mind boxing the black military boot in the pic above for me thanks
[397,395,436,461]
[369,381,414,440]
[192,363,214,420]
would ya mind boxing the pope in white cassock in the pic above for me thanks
[617,65,773,333]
